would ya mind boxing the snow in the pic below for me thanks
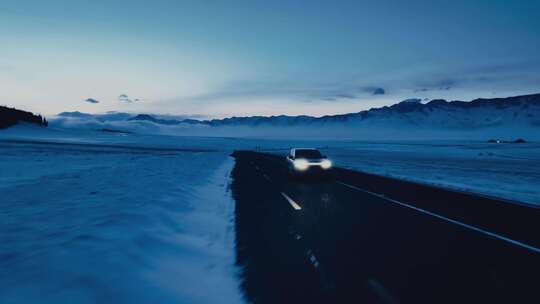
[1,123,539,303]
[45,94,540,140]
[0,124,293,151]
[323,141,540,206]
[2,125,539,207]
[0,131,243,303]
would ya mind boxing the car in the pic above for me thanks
[286,148,333,177]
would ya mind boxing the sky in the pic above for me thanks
[1,0,539,118]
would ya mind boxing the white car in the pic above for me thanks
[286,148,332,176]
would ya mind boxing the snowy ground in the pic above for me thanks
[2,125,539,206]
[321,141,540,206]
[1,125,538,302]
[0,138,243,303]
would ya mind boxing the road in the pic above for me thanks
[230,151,540,304]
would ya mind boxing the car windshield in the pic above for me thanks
[295,149,323,159]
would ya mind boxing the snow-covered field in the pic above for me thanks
[0,137,243,303]
[1,124,539,303]
[323,141,540,206]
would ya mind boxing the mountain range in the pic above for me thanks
[55,93,540,139]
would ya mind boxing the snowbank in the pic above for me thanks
[0,139,243,303]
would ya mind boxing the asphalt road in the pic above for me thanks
[230,151,540,304]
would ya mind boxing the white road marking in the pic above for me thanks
[367,278,399,304]
[280,192,302,210]
[306,249,320,269]
[337,181,540,254]
[263,173,271,181]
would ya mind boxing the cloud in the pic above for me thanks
[372,87,385,95]
[333,93,356,99]
[409,61,540,94]
[177,79,390,105]
[413,78,456,92]
[315,86,385,101]
[363,87,385,95]
[306,85,387,101]
[316,92,357,101]
[84,98,100,104]
[118,94,132,103]
[162,60,538,110]
[118,94,144,103]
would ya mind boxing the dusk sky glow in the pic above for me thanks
[1,0,539,117]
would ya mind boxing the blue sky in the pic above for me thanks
[1,0,539,117]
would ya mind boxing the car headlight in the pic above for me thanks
[293,159,309,171]
[321,159,332,169]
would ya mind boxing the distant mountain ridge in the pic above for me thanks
[116,93,540,129]
[129,114,184,125]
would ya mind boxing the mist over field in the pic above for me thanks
[48,94,540,140]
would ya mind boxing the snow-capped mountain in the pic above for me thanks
[52,93,540,139]
[122,93,540,129]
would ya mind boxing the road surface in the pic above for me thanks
[230,151,540,304]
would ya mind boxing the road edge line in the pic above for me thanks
[337,181,540,254]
